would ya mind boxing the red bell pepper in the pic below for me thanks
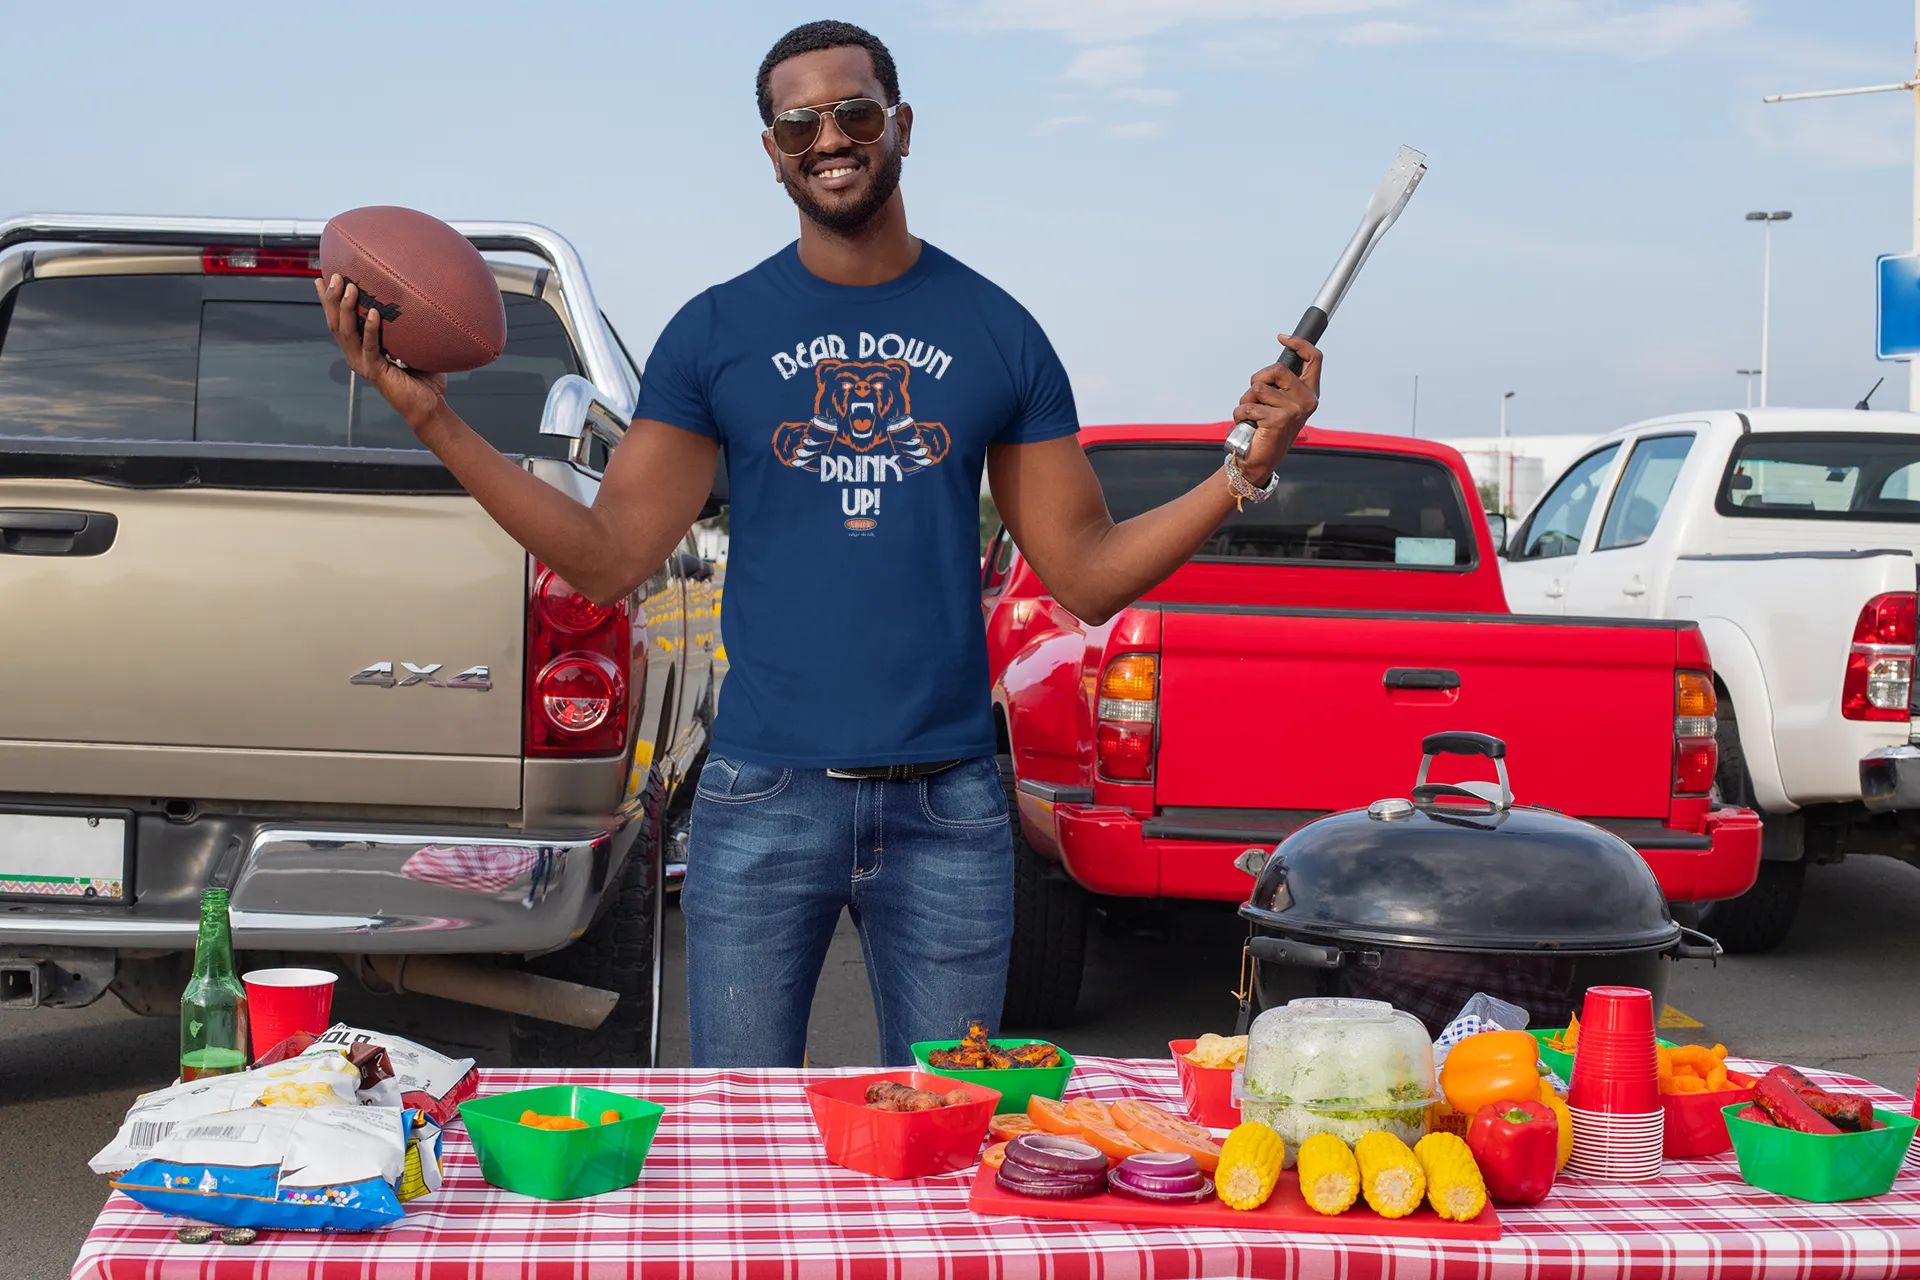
[1465,1099,1559,1205]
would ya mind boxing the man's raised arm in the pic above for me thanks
[987,334,1321,625]
[319,274,716,606]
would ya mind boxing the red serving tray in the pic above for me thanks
[968,1164,1501,1240]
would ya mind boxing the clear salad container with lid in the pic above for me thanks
[1233,997,1436,1166]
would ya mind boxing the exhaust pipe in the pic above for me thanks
[363,955,618,1030]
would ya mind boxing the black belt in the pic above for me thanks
[824,759,964,781]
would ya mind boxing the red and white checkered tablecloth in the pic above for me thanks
[70,1057,1920,1280]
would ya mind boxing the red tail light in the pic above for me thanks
[1843,592,1916,722]
[525,564,639,757]
[1095,654,1157,782]
[202,247,321,276]
[1673,670,1717,797]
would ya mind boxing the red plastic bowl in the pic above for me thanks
[1662,1070,1757,1158]
[1170,1039,1241,1130]
[804,1070,1001,1180]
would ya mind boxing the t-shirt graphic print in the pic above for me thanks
[634,242,1079,767]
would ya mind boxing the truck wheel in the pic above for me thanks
[1695,859,1806,954]
[1697,694,1805,953]
[508,775,664,1067]
[999,755,1089,1027]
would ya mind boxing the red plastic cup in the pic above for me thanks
[1580,986,1656,1035]
[243,967,338,1060]
[1170,1040,1241,1129]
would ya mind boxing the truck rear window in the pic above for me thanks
[1087,443,1476,567]
[1720,431,1920,522]
[0,274,579,456]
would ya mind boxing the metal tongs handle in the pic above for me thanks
[1229,145,1427,459]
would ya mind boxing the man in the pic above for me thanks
[319,19,1320,1068]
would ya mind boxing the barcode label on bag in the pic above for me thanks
[181,1123,263,1144]
[128,1121,175,1149]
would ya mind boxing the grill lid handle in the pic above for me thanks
[1421,731,1505,759]
[1414,732,1512,811]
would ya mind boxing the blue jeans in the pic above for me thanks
[680,754,1014,1068]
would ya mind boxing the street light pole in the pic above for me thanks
[1765,0,1920,409]
[1737,369,1760,409]
[1500,389,1514,438]
[1746,211,1791,407]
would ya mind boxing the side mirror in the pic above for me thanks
[1484,513,1508,556]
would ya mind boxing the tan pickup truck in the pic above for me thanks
[0,214,722,1066]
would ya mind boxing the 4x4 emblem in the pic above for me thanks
[351,662,491,690]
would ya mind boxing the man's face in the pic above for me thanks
[762,46,912,235]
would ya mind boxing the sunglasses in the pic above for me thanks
[766,97,902,157]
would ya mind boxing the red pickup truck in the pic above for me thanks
[983,423,1763,1025]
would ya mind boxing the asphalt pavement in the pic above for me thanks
[5,853,1917,1279]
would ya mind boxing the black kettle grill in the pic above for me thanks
[1238,732,1721,1037]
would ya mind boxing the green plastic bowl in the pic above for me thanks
[909,1039,1074,1114]
[1530,1029,1676,1084]
[459,1084,665,1201]
[1723,1103,1917,1202]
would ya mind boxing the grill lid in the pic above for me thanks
[1241,732,1680,952]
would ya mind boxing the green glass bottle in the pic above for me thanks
[179,887,250,1080]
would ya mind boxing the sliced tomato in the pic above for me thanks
[1065,1098,1113,1128]
[1027,1095,1081,1136]
[1137,1114,1215,1145]
[1131,1122,1222,1174]
[1077,1120,1149,1163]
[988,1113,1037,1143]
[1109,1098,1184,1135]
[981,1141,1009,1169]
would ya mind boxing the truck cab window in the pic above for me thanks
[0,274,580,456]
[1596,434,1692,550]
[1087,444,1477,568]
[1516,445,1620,560]
[1721,432,1920,521]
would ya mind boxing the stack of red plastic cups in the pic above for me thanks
[1564,986,1663,1180]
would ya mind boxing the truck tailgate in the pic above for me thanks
[0,477,526,808]
[1154,607,1680,818]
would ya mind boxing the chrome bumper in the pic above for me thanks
[0,826,618,952]
[1861,745,1920,813]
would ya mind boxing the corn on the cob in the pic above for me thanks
[1355,1130,1426,1219]
[1295,1133,1359,1215]
[1215,1121,1286,1211]
[1413,1132,1487,1222]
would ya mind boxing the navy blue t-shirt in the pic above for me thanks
[634,242,1080,768]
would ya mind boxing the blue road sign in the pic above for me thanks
[1878,252,1920,360]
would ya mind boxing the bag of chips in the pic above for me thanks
[299,1024,478,1125]
[113,1105,423,1232]
[89,1053,362,1175]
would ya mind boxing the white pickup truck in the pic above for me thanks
[1500,408,1920,952]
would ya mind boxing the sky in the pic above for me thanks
[4,0,1917,439]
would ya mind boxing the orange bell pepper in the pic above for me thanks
[1537,1076,1573,1171]
[1441,1030,1542,1118]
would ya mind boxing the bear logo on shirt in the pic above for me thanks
[771,359,951,474]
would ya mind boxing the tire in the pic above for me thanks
[998,755,1089,1028]
[508,773,665,1067]
[1697,693,1805,953]
[1695,859,1806,954]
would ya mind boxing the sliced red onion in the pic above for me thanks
[1108,1167,1216,1204]
[1108,1163,1207,1198]
[1003,1134,1107,1178]
[1119,1152,1200,1179]
[995,1161,1105,1200]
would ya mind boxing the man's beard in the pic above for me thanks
[783,144,903,235]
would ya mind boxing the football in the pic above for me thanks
[318,206,507,374]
